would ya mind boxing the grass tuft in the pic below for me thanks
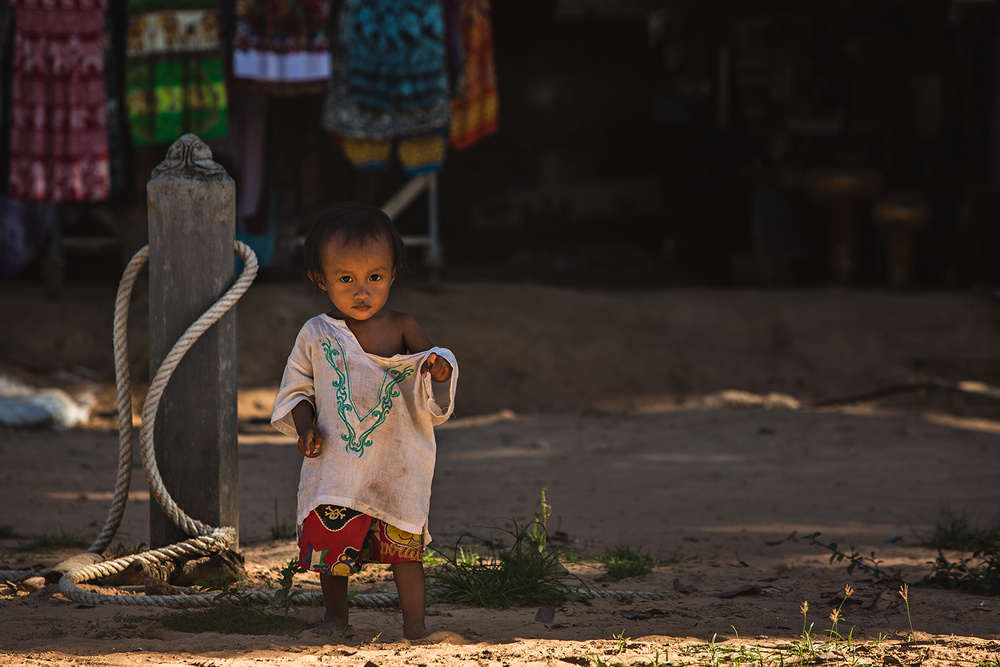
[924,506,1000,551]
[16,528,88,553]
[598,545,659,581]
[268,500,296,541]
[150,604,314,636]
[428,519,581,608]
[921,508,1000,595]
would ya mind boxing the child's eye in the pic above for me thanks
[370,274,383,282]
[338,276,352,283]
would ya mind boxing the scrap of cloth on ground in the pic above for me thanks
[271,314,458,542]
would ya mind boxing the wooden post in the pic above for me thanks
[147,134,239,548]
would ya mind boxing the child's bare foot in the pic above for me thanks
[409,630,471,645]
[403,625,430,641]
[311,618,352,641]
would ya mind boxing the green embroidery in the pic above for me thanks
[322,337,414,458]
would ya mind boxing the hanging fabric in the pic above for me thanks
[0,0,15,190]
[104,6,127,198]
[344,0,448,113]
[124,0,228,146]
[447,0,497,151]
[322,0,449,141]
[7,0,111,202]
[232,0,332,91]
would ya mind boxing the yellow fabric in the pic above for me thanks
[341,133,446,174]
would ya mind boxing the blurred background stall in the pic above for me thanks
[0,0,998,292]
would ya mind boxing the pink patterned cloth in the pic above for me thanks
[8,0,110,202]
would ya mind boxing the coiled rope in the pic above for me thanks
[57,241,260,606]
[2,242,668,609]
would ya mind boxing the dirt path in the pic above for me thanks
[1,281,999,665]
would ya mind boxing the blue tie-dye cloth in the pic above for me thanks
[345,0,448,113]
[323,0,450,139]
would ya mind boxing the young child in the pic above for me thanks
[271,203,457,639]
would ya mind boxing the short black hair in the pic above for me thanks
[302,203,407,289]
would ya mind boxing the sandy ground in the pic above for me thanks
[1,279,1000,666]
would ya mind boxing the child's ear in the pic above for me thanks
[308,271,326,291]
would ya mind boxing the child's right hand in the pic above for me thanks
[298,426,324,458]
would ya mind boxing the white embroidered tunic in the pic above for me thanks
[271,314,458,542]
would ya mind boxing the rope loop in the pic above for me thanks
[51,242,256,607]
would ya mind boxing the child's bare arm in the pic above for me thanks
[401,314,453,382]
[291,400,324,457]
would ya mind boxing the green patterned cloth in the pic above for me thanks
[125,0,228,145]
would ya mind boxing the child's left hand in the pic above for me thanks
[421,352,452,382]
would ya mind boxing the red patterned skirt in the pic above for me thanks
[298,505,423,576]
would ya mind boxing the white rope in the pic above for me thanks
[53,242,256,606]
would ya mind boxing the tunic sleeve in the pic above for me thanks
[417,346,459,425]
[271,325,317,438]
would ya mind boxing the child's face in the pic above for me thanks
[312,233,395,322]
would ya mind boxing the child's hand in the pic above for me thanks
[420,352,452,382]
[298,426,324,458]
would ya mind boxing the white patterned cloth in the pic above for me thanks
[272,314,458,542]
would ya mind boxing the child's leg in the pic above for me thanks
[390,561,428,639]
[317,573,350,634]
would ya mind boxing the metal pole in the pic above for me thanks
[426,172,442,268]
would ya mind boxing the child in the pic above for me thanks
[271,203,457,639]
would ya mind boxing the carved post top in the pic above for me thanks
[150,134,233,184]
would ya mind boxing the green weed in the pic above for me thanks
[425,543,479,567]
[16,528,88,553]
[814,516,1000,596]
[272,558,306,615]
[922,509,1000,595]
[899,584,914,641]
[796,600,817,661]
[924,506,1000,551]
[923,547,1000,595]
[268,500,296,541]
[195,572,253,605]
[529,487,552,552]
[827,584,854,639]
[598,545,659,582]
[586,630,631,667]
[152,604,314,635]
[126,565,314,636]
[806,532,906,586]
[560,546,587,565]
[428,519,581,608]
[667,621,901,667]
